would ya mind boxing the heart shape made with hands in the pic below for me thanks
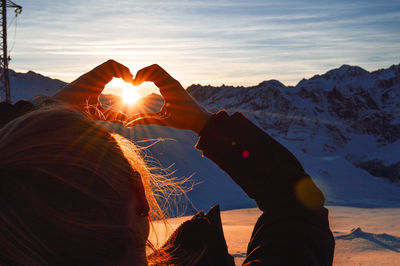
[98,63,210,132]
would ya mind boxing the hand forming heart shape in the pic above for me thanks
[54,60,212,134]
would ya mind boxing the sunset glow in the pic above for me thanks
[13,0,400,95]
[105,78,140,105]
[122,87,140,105]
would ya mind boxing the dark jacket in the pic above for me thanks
[157,111,335,265]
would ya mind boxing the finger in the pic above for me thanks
[133,64,183,93]
[94,59,134,84]
[71,60,134,96]
[133,64,163,85]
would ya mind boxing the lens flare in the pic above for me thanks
[122,87,140,105]
[105,78,140,105]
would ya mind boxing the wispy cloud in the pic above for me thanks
[11,0,400,96]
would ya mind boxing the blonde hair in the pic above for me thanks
[0,105,183,265]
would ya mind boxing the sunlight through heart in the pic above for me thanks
[122,87,140,105]
[105,78,140,105]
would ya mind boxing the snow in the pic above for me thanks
[2,69,66,102]
[293,150,400,208]
[330,206,400,266]
[113,124,257,214]
[354,140,400,165]
[189,62,400,186]
[107,122,400,213]
[101,61,400,213]
[149,206,400,265]
[4,63,400,264]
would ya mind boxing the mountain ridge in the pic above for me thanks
[187,63,400,182]
[0,68,67,103]
[2,63,399,212]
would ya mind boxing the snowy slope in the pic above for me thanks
[109,121,400,213]
[6,63,400,213]
[120,64,400,211]
[187,63,400,183]
[102,122,257,214]
[150,207,400,265]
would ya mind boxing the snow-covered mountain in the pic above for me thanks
[0,69,66,102]
[115,63,400,212]
[4,64,400,213]
[187,64,400,183]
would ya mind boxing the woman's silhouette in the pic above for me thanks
[0,60,334,265]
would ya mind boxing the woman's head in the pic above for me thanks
[0,105,161,265]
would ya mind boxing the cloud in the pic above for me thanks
[11,0,400,94]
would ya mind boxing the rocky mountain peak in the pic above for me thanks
[257,79,286,89]
[5,63,400,182]
[332,64,368,77]
[186,63,400,182]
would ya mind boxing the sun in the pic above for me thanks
[105,78,140,105]
[122,87,140,105]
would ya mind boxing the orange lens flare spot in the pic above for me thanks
[294,177,324,210]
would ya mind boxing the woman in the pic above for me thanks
[0,60,334,265]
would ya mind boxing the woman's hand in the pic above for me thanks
[53,59,134,122]
[126,64,212,134]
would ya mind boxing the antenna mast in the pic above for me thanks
[0,0,22,103]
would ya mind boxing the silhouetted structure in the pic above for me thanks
[0,0,22,103]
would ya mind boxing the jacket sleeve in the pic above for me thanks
[195,111,335,266]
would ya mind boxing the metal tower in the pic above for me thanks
[0,0,22,103]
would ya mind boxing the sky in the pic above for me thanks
[8,0,400,96]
